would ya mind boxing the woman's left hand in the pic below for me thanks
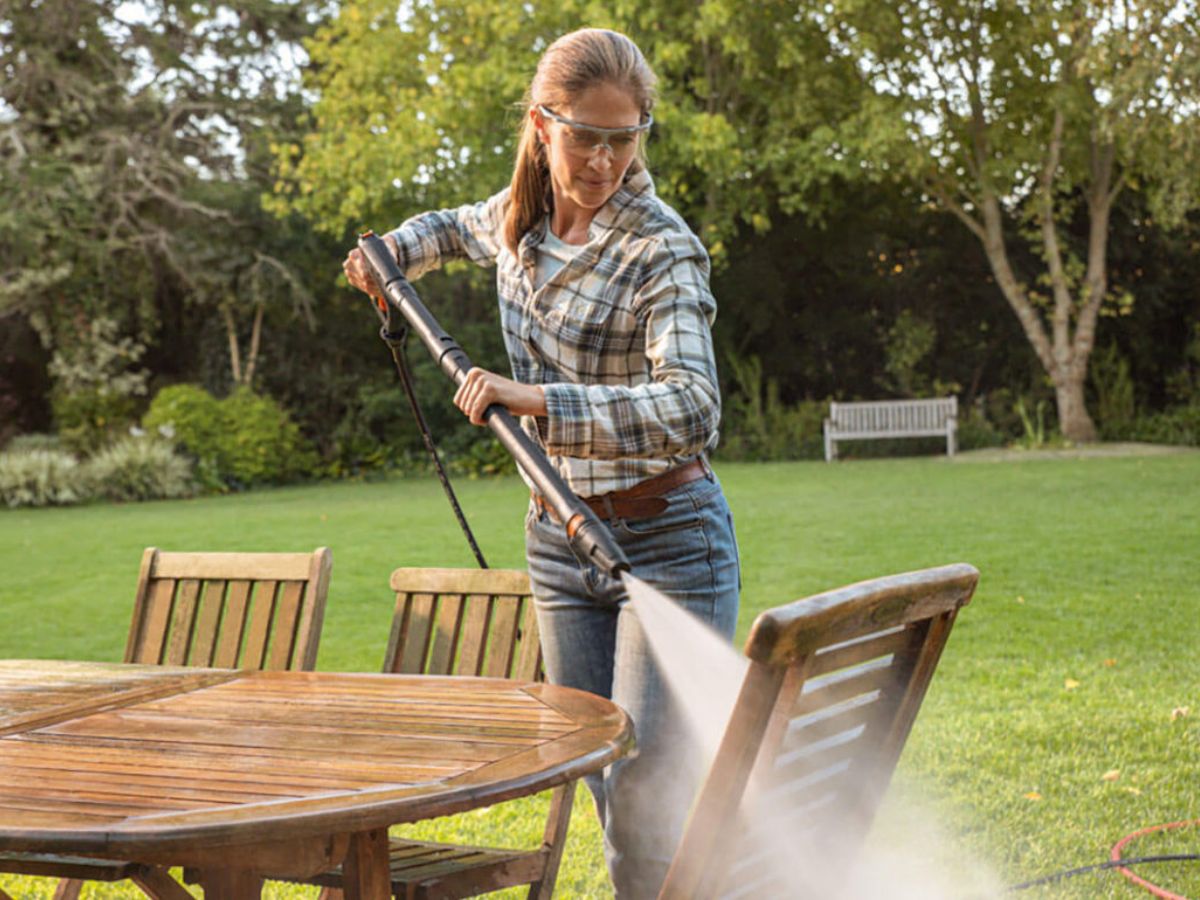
[454,368,547,425]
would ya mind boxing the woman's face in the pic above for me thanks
[533,82,644,221]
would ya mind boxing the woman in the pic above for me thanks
[343,28,739,897]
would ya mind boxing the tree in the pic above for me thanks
[808,0,1200,440]
[269,0,851,257]
[0,0,324,409]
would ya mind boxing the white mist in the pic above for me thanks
[623,573,1003,900]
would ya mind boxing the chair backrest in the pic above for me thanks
[384,567,543,681]
[659,563,979,899]
[123,547,332,671]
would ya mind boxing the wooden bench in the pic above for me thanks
[823,396,958,461]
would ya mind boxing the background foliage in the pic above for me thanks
[2,0,1199,472]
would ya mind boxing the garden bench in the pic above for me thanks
[823,396,958,461]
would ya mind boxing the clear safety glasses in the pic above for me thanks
[537,105,653,160]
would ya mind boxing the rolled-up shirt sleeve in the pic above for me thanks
[541,232,721,459]
[385,190,507,278]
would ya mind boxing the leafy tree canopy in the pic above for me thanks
[268,0,857,257]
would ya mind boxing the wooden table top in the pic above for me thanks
[0,660,632,867]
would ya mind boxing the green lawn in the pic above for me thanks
[1,451,1198,898]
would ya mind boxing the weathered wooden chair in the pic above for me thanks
[658,563,979,899]
[0,546,333,900]
[279,566,571,900]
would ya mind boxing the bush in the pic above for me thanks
[1091,343,1136,439]
[0,448,88,508]
[327,381,417,477]
[142,384,225,488]
[1127,402,1200,447]
[956,408,1007,451]
[719,354,826,461]
[83,437,195,502]
[448,435,518,478]
[143,384,318,491]
[219,387,318,488]
[51,387,139,456]
[4,433,64,454]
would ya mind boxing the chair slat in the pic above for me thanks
[792,655,900,718]
[212,581,252,668]
[427,595,465,675]
[163,580,202,666]
[513,600,542,682]
[455,598,491,677]
[152,552,319,581]
[810,626,909,678]
[267,582,305,671]
[190,581,227,668]
[484,595,520,678]
[130,579,177,665]
[398,593,437,675]
[241,581,278,669]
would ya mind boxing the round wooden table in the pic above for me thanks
[0,660,632,898]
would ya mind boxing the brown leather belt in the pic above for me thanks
[533,457,710,523]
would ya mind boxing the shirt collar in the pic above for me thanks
[590,166,654,233]
[516,166,655,270]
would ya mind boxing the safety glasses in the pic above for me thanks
[537,105,653,159]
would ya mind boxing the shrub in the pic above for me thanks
[4,433,64,454]
[0,448,88,508]
[83,437,195,503]
[219,387,318,487]
[51,387,140,455]
[719,354,826,461]
[1127,402,1200,447]
[955,409,1007,451]
[143,384,225,489]
[143,384,318,491]
[448,436,518,478]
[1091,343,1136,439]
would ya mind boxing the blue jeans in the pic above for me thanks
[524,467,740,898]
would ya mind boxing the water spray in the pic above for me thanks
[357,231,631,582]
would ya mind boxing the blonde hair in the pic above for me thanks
[503,29,657,256]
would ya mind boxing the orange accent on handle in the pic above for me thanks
[566,514,585,539]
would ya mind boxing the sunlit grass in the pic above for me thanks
[1,451,1197,898]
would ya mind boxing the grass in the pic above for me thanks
[1,451,1198,898]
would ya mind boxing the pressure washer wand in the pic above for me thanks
[358,231,631,581]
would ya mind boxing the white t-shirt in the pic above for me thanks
[534,222,590,290]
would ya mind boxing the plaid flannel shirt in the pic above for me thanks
[386,167,720,498]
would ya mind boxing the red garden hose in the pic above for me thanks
[1111,820,1200,899]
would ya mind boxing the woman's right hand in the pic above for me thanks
[342,233,400,299]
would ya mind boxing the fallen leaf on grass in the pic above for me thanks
[1102,658,1117,667]
[1102,769,1121,782]
[1064,678,1080,690]
[1024,792,1043,801]
[1016,595,1025,604]
[1124,787,1143,796]
[1171,706,1190,721]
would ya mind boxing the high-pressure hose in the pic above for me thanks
[357,231,631,582]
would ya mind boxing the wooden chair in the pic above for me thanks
[658,563,979,899]
[0,547,333,900]
[282,566,571,900]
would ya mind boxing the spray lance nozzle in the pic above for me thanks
[356,231,632,583]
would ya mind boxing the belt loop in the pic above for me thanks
[700,455,713,480]
[600,493,616,521]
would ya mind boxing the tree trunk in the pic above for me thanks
[1054,372,1097,442]
[221,305,242,385]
